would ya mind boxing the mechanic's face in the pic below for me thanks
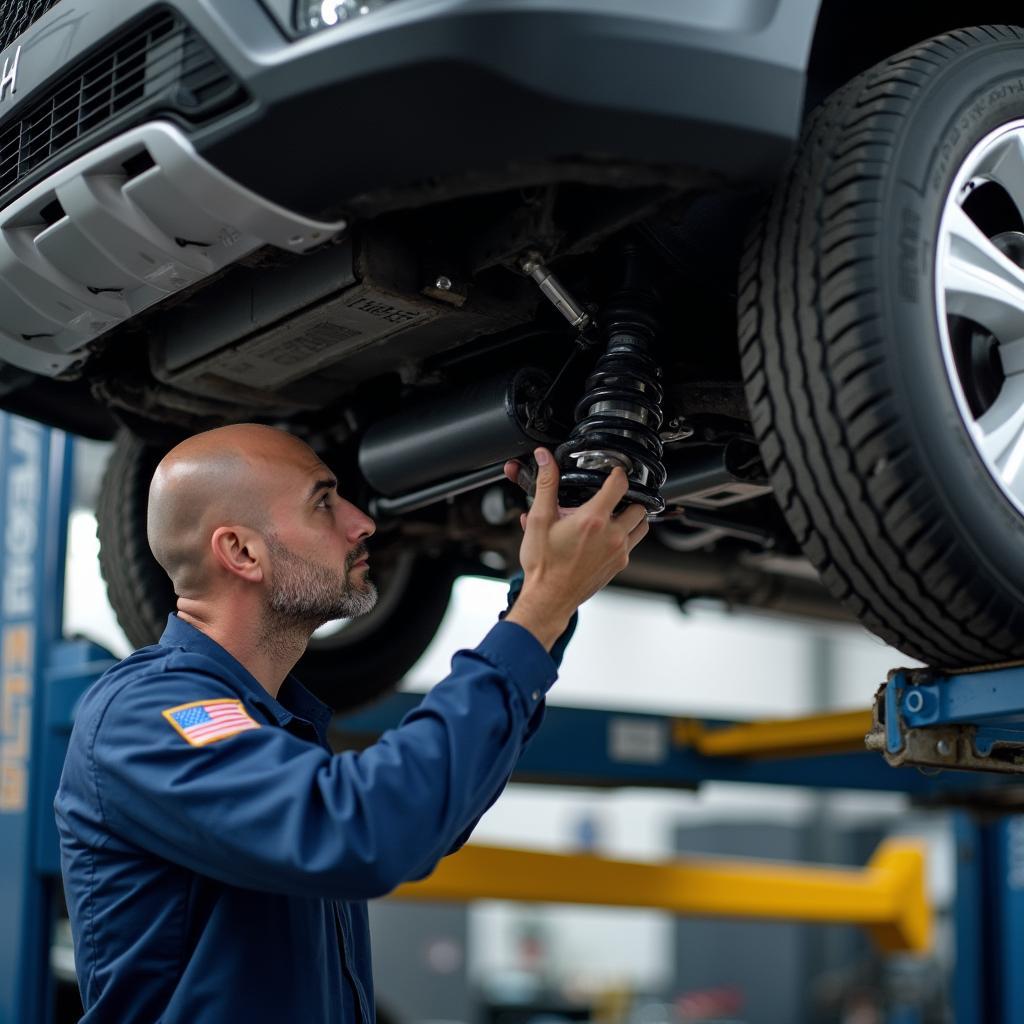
[265,530,377,626]
[263,445,377,628]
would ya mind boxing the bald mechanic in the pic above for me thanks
[54,423,649,1024]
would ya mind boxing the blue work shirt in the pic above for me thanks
[55,587,574,1023]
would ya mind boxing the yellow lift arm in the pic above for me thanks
[392,839,931,955]
[673,708,874,759]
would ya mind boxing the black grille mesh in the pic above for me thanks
[0,10,244,203]
[0,0,61,53]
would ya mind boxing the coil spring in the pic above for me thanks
[555,340,668,515]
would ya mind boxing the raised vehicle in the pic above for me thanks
[3,0,1023,707]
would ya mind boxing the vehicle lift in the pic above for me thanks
[2,413,1024,1024]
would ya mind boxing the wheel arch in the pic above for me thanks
[806,1,1024,115]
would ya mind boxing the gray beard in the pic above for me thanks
[263,533,378,636]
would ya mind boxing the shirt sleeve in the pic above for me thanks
[499,569,579,669]
[441,575,580,859]
[89,623,557,902]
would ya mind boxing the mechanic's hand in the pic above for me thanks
[503,457,575,522]
[505,448,648,650]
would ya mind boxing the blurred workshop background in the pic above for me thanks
[56,438,952,1024]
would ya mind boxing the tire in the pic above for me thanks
[740,26,1024,668]
[96,431,455,710]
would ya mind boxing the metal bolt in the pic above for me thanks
[520,252,542,275]
[904,690,924,713]
[435,275,453,291]
[936,738,953,757]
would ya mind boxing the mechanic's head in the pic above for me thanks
[147,424,377,634]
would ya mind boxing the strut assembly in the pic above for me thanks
[524,246,669,515]
[358,245,772,524]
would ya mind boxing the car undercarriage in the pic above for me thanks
[4,0,1024,708]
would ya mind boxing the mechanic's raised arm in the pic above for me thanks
[504,448,648,649]
[89,450,647,901]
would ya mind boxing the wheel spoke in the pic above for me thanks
[1001,337,1024,377]
[974,374,1024,498]
[943,205,1024,340]
[980,132,1024,222]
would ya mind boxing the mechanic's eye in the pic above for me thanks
[317,493,332,509]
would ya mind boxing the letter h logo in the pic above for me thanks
[0,45,20,103]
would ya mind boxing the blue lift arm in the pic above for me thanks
[869,663,1024,774]
[336,693,1024,802]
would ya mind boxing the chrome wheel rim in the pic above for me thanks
[937,119,1024,517]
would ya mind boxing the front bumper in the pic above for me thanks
[194,0,820,218]
[0,121,344,377]
[0,0,819,222]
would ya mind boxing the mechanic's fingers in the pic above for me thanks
[583,467,629,515]
[529,448,560,523]
[520,512,528,531]
[504,460,520,485]
[615,503,647,534]
[626,518,650,552]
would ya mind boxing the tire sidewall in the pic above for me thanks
[881,40,1024,600]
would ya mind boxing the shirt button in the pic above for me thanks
[531,690,540,701]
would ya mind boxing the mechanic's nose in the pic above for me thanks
[340,498,375,542]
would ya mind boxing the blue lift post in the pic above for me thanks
[0,416,71,1024]
[0,415,116,1024]
[5,408,1024,1022]
[952,813,1024,1024]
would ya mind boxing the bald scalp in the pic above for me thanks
[147,424,309,597]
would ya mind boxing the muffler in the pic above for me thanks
[359,368,557,497]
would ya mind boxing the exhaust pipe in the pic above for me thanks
[359,368,557,497]
[359,374,772,519]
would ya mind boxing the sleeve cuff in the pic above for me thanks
[475,620,558,712]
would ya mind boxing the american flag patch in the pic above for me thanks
[161,699,260,747]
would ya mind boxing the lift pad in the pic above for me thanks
[392,839,932,954]
[867,662,1024,774]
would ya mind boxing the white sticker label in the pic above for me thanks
[201,288,437,390]
[1007,817,1024,891]
[608,718,669,765]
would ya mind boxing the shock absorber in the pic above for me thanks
[554,245,668,515]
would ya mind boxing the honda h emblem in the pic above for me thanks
[0,45,20,104]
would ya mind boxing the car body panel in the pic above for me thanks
[0,0,821,221]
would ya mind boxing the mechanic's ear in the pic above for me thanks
[210,525,265,583]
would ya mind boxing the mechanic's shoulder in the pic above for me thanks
[80,643,236,736]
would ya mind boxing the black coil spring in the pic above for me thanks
[556,343,667,514]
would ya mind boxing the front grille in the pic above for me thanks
[0,0,61,53]
[0,10,245,204]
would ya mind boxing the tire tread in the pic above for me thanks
[740,28,1024,665]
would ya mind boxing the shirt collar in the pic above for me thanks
[158,614,332,731]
